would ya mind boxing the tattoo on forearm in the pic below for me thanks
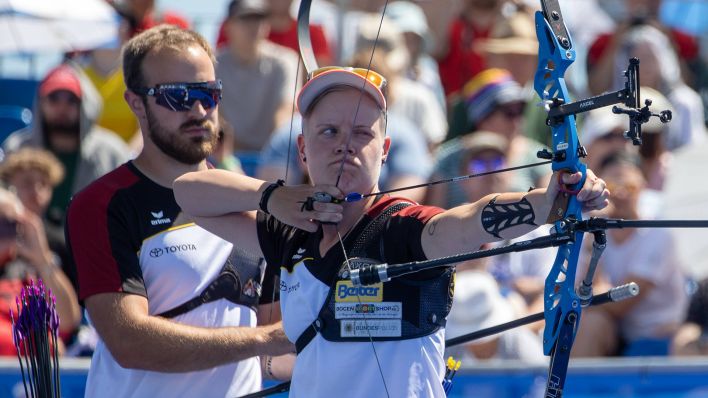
[427,219,439,236]
[481,196,537,238]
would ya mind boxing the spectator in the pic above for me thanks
[572,151,688,357]
[266,0,332,66]
[672,278,708,356]
[477,4,537,87]
[635,86,674,191]
[80,13,141,146]
[437,0,504,99]
[355,17,448,147]
[0,188,81,355]
[445,269,545,363]
[208,116,245,174]
[0,149,71,271]
[384,1,446,112]
[113,0,190,38]
[217,0,333,67]
[428,69,548,208]
[454,132,555,316]
[217,0,300,152]
[613,24,706,151]
[580,110,638,172]
[4,63,130,229]
[587,0,701,95]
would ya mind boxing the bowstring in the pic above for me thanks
[330,1,392,396]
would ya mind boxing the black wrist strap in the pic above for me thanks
[259,179,284,214]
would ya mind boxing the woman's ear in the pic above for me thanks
[296,133,307,164]
[381,136,391,164]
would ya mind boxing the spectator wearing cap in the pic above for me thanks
[4,63,130,229]
[476,5,537,87]
[353,15,448,147]
[385,1,446,112]
[573,151,687,358]
[427,69,548,209]
[445,269,545,362]
[217,0,300,153]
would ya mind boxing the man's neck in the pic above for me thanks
[132,149,207,189]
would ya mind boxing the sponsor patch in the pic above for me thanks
[334,280,383,303]
[340,319,402,337]
[334,302,402,319]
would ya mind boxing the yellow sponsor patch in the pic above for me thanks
[335,280,383,302]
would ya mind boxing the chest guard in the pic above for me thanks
[157,248,265,318]
[295,201,454,353]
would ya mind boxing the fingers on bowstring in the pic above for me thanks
[310,210,343,224]
[314,185,344,201]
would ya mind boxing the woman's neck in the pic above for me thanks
[319,195,377,254]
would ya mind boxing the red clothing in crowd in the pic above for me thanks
[437,18,491,99]
[0,279,24,356]
[587,28,699,67]
[215,19,331,62]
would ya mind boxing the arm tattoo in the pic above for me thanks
[481,195,537,238]
[427,219,439,236]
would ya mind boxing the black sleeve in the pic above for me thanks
[256,211,303,304]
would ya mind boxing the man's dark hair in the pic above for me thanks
[122,25,216,92]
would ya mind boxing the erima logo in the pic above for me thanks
[291,248,306,260]
[335,281,383,302]
[150,210,172,226]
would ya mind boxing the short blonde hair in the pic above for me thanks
[0,148,65,187]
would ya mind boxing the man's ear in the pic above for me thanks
[124,90,146,120]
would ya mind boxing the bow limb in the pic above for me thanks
[296,0,317,76]
[534,1,587,396]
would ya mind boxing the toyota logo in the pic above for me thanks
[149,248,164,258]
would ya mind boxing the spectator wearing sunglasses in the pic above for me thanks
[4,63,130,232]
[173,65,610,397]
[217,0,300,153]
[64,26,294,398]
[427,68,548,208]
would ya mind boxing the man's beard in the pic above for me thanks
[42,119,80,137]
[145,105,219,165]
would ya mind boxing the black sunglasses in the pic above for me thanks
[137,80,222,112]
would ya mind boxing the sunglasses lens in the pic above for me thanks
[469,156,504,174]
[156,87,221,112]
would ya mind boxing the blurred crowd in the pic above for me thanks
[0,0,706,364]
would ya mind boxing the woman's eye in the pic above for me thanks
[321,127,337,136]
